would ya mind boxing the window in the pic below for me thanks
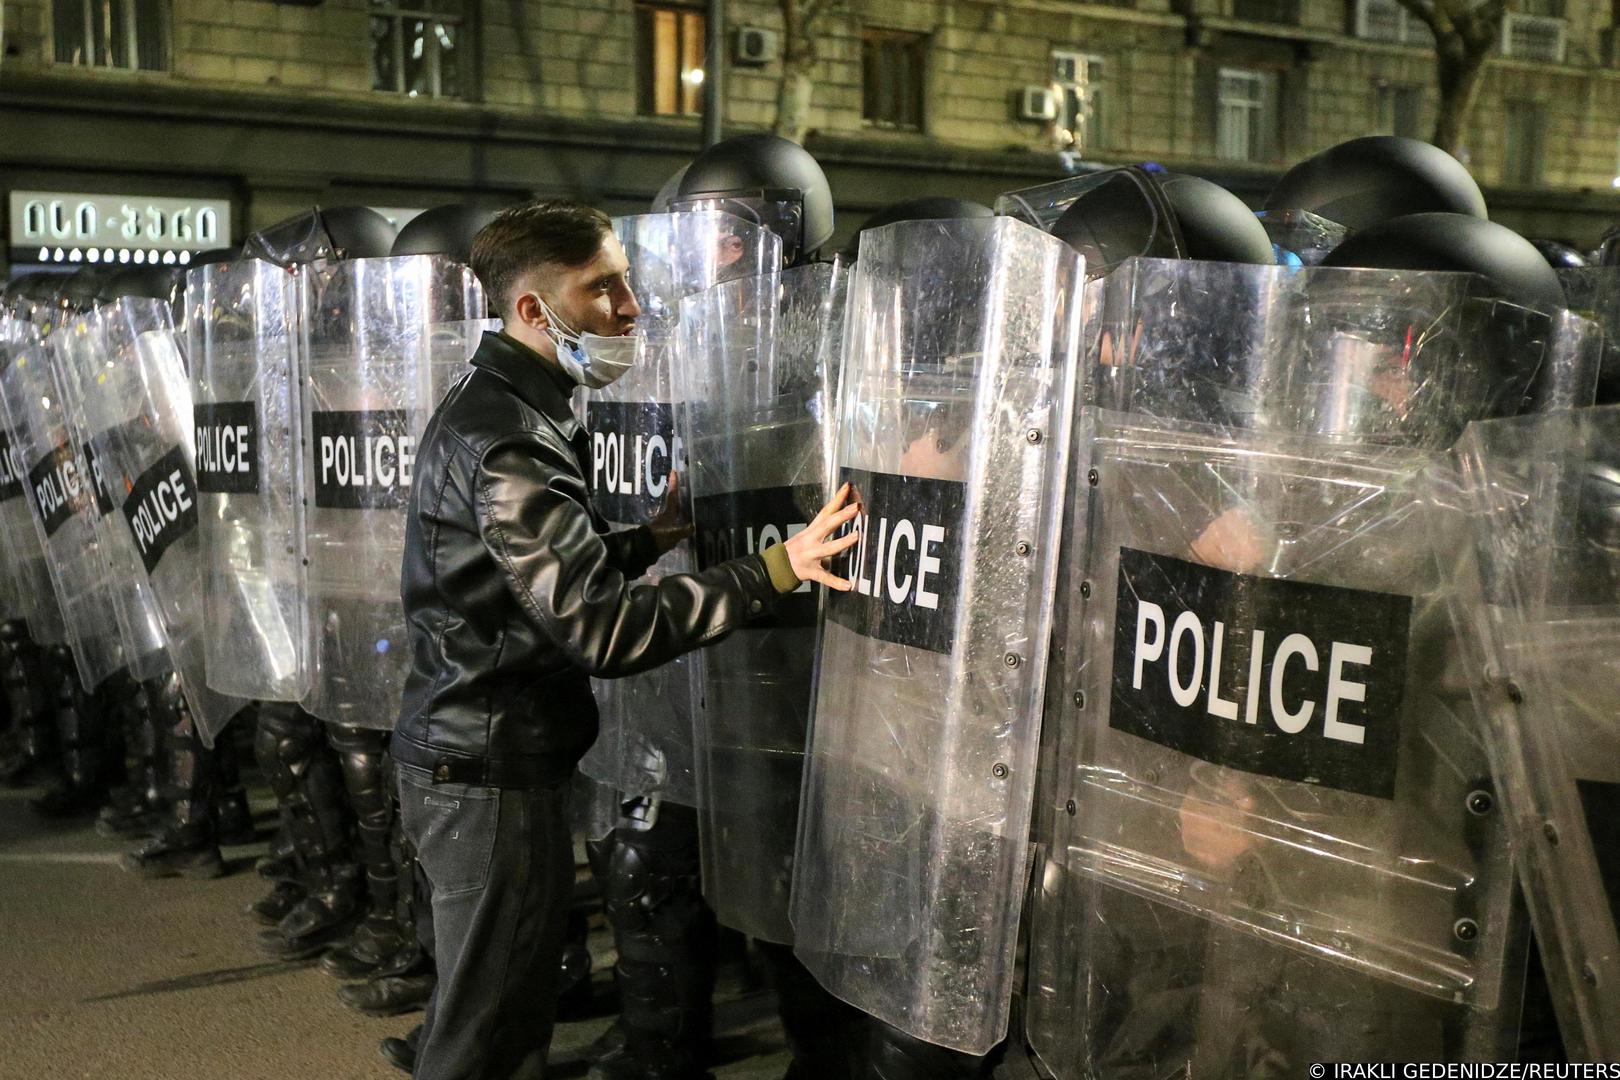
[1503,102,1546,186]
[1217,67,1280,162]
[1354,0,1435,47]
[370,0,467,100]
[1377,84,1424,139]
[1501,13,1567,62]
[1232,0,1299,24]
[863,29,927,131]
[53,0,168,71]
[1052,51,1107,152]
[638,3,706,117]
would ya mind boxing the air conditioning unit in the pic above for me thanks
[734,26,778,66]
[1018,85,1059,122]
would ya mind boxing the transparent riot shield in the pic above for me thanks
[1025,257,1598,1076]
[790,217,1084,1054]
[0,319,126,689]
[676,261,845,944]
[48,315,170,683]
[186,257,310,704]
[577,212,781,806]
[1558,266,1620,404]
[0,413,65,645]
[298,255,481,727]
[1448,407,1620,1059]
[68,297,246,743]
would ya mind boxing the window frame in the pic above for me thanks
[369,0,469,101]
[861,26,929,132]
[52,0,170,72]
[1051,49,1108,153]
[636,1,708,118]
[1215,65,1280,163]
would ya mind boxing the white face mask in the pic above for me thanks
[533,295,639,390]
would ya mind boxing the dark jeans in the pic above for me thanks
[399,763,574,1080]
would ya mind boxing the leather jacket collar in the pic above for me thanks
[471,330,582,440]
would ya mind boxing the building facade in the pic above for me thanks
[3,0,1619,273]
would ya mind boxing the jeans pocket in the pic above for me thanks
[400,769,501,897]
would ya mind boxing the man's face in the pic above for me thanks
[531,233,642,339]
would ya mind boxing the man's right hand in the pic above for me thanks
[784,482,862,591]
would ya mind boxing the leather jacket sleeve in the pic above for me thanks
[476,432,777,679]
[600,524,660,581]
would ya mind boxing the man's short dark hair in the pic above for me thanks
[469,199,614,315]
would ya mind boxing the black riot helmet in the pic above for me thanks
[244,205,397,266]
[672,133,835,265]
[96,265,182,304]
[1323,212,1565,313]
[1530,238,1589,270]
[390,203,503,263]
[846,197,994,260]
[188,246,239,268]
[56,266,111,314]
[1158,175,1275,265]
[1265,136,1487,232]
[1042,167,1273,275]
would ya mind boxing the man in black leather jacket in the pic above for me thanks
[393,199,858,1080]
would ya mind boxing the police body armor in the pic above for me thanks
[1449,407,1620,1059]
[297,254,481,728]
[676,261,844,944]
[577,212,781,807]
[791,217,1085,1055]
[1024,257,1599,1076]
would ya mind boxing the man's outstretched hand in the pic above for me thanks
[650,471,695,555]
[784,482,862,591]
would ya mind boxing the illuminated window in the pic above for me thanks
[638,3,706,117]
[370,0,467,100]
[53,0,169,71]
[863,28,927,131]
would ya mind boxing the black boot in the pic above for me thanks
[121,827,228,879]
[339,970,435,1016]
[213,727,257,844]
[0,620,55,788]
[319,725,417,980]
[256,821,299,880]
[759,941,867,1080]
[98,682,166,838]
[254,703,361,960]
[123,674,226,879]
[379,1024,422,1074]
[588,800,717,1080]
[31,649,112,819]
[557,909,595,1020]
[247,879,308,925]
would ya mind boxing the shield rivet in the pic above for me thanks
[1065,799,1077,816]
[992,763,1009,779]
[1080,581,1092,599]
[1073,691,1085,708]
[1015,541,1032,557]
[1087,468,1099,486]
[1466,790,1494,816]
[1003,652,1022,668]
[1025,428,1042,444]
[1452,918,1479,943]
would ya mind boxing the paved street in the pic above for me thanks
[0,784,790,1080]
